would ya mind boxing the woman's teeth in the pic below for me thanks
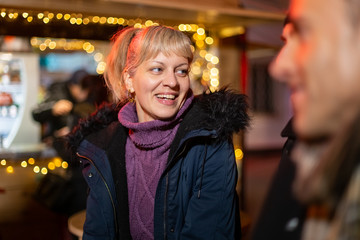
[156,94,176,100]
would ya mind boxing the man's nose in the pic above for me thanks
[269,49,293,83]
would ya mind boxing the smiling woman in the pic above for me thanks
[67,25,250,240]
[124,52,190,122]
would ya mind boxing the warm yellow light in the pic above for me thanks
[6,166,14,174]
[58,38,66,47]
[196,40,204,48]
[117,18,125,25]
[211,56,219,65]
[22,12,29,18]
[76,18,82,25]
[92,16,100,23]
[48,13,54,19]
[83,18,90,25]
[44,39,51,45]
[210,68,219,76]
[197,33,206,41]
[197,28,205,35]
[70,18,76,24]
[219,26,245,38]
[1,159,6,166]
[48,162,56,170]
[83,42,91,51]
[49,41,56,49]
[235,148,244,160]
[56,13,63,19]
[37,13,44,19]
[191,65,201,75]
[8,13,14,19]
[1,12,6,18]
[134,23,142,28]
[145,20,153,26]
[199,50,207,58]
[205,53,212,61]
[62,161,69,169]
[185,24,191,31]
[28,158,35,165]
[202,68,210,76]
[190,24,198,32]
[39,43,47,51]
[210,78,219,87]
[33,166,40,173]
[21,161,27,168]
[41,168,48,175]
[205,37,214,45]
[43,17,50,24]
[209,86,217,92]
[87,45,95,53]
[75,41,83,50]
[64,42,71,51]
[128,19,135,26]
[94,52,103,62]
[96,61,106,74]
[54,157,62,167]
[64,14,71,20]
[107,17,114,24]
[178,24,186,31]
[99,17,107,24]
[202,73,210,81]
[111,17,118,24]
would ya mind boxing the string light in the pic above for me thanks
[0,157,69,174]
[0,7,222,89]
[235,148,244,160]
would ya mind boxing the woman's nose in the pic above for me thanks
[162,72,178,88]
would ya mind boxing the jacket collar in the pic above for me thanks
[67,88,249,153]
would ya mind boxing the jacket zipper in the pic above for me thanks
[76,152,119,239]
[163,142,189,240]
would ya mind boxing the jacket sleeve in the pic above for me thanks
[32,100,56,123]
[180,140,241,240]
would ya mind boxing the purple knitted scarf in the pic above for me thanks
[118,93,193,240]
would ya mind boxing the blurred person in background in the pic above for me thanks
[32,70,109,158]
[32,70,110,216]
[32,69,90,152]
[268,0,360,239]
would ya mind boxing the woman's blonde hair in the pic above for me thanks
[104,25,194,102]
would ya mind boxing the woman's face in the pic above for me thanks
[126,52,190,122]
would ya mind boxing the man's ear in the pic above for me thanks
[124,72,135,93]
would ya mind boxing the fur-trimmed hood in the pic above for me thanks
[67,88,249,152]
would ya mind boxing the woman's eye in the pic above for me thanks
[151,68,162,73]
[176,69,189,76]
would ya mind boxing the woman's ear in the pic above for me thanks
[124,72,135,93]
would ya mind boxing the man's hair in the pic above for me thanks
[283,14,290,26]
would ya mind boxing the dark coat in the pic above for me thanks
[250,118,306,240]
[32,81,76,135]
[67,89,249,240]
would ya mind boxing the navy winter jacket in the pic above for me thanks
[68,89,249,240]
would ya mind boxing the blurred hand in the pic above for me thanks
[54,126,71,137]
[52,99,73,116]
